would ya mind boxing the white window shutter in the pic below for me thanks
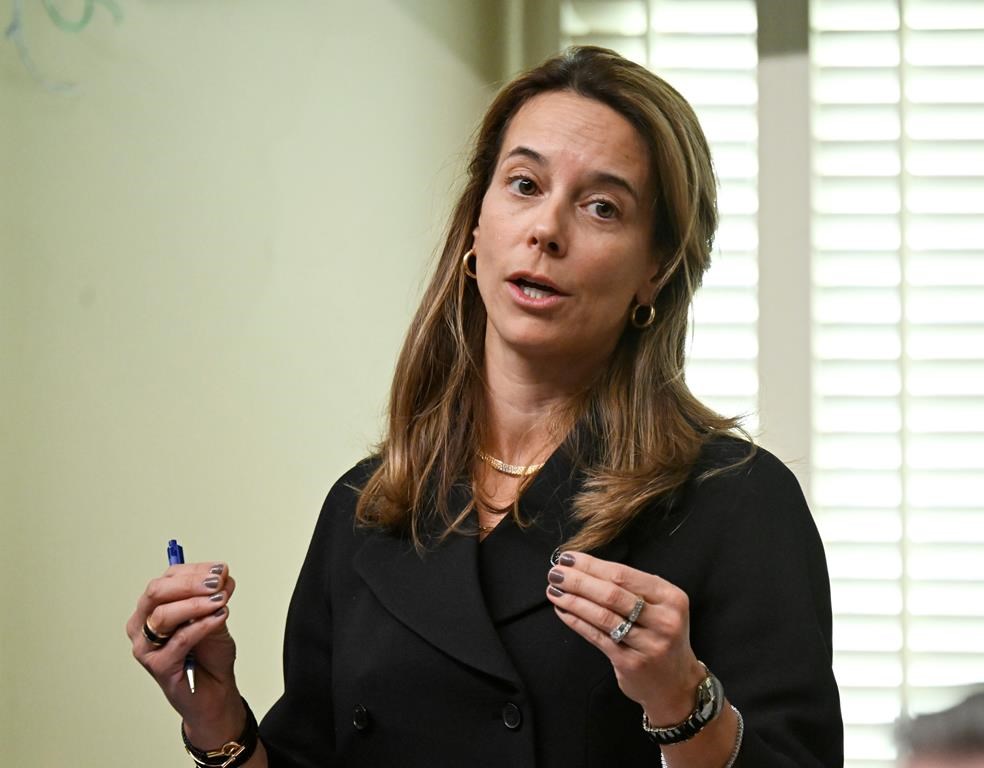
[812,1,984,765]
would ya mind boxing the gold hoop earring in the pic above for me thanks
[630,302,656,329]
[462,249,477,279]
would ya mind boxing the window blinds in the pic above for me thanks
[560,0,760,427]
[811,1,984,766]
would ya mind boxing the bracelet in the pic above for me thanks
[181,697,258,768]
[724,705,744,768]
[658,705,744,768]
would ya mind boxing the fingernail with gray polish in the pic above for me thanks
[209,564,224,575]
[548,569,565,585]
[209,591,226,603]
[558,553,576,566]
[203,577,220,590]
[212,607,226,618]
[548,586,565,598]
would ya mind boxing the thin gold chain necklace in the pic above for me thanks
[476,504,508,534]
[477,449,545,477]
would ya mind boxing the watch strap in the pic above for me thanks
[642,663,726,745]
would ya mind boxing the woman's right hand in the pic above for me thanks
[126,561,246,746]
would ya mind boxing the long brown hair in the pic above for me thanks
[356,46,743,552]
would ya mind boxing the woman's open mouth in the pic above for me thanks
[506,274,568,308]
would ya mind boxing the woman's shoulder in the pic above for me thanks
[694,434,803,498]
[672,435,815,541]
[309,455,382,537]
[328,454,382,500]
[654,436,828,597]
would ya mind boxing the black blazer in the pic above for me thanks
[260,439,843,767]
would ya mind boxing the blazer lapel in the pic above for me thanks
[352,442,634,680]
[352,483,520,685]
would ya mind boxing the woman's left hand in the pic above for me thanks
[546,550,706,724]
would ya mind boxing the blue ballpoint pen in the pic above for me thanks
[167,539,197,693]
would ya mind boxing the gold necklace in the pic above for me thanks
[476,503,507,535]
[477,449,545,477]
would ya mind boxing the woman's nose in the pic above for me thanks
[527,201,567,257]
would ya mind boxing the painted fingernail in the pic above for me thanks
[203,577,220,590]
[212,606,226,618]
[209,564,224,575]
[548,585,565,598]
[209,591,226,603]
[558,553,576,566]
[548,569,565,585]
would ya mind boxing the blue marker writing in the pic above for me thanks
[167,539,197,693]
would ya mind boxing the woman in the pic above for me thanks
[127,46,843,767]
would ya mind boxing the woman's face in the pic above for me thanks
[473,90,658,375]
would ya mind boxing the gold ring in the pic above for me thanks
[142,619,171,648]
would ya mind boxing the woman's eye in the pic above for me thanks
[509,177,538,196]
[591,200,618,219]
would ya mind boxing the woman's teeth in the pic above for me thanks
[520,284,551,299]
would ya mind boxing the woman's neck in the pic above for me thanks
[481,343,599,465]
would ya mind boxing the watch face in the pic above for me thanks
[697,676,716,719]
[696,673,724,723]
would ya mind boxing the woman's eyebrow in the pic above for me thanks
[586,171,639,203]
[502,145,546,165]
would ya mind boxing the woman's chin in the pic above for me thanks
[488,333,612,377]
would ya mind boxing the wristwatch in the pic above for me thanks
[642,663,725,745]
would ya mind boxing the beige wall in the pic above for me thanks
[0,1,504,764]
